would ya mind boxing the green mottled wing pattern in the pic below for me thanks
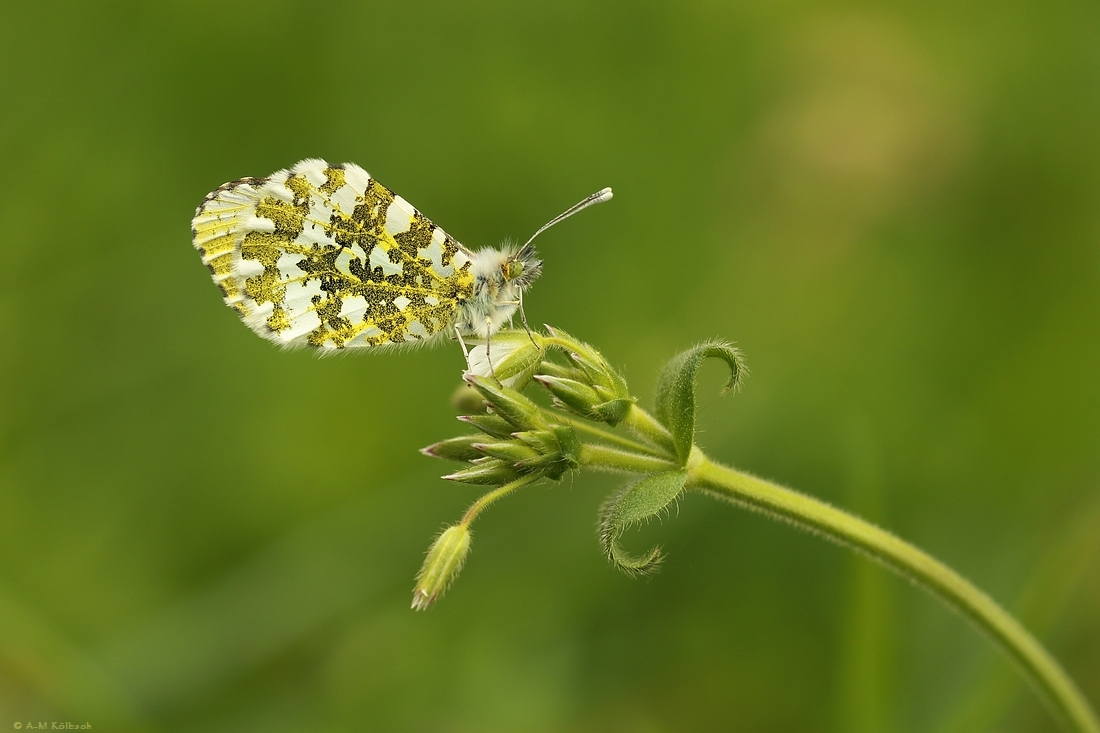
[192,158,475,349]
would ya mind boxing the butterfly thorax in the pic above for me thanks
[457,245,543,338]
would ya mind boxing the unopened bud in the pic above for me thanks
[465,375,544,431]
[458,413,517,439]
[534,374,603,416]
[421,434,485,462]
[548,424,582,465]
[590,398,635,426]
[512,429,559,453]
[542,326,630,399]
[451,383,489,414]
[443,457,521,485]
[509,424,581,479]
[567,350,623,396]
[473,440,541,463]
[412,525,472,611]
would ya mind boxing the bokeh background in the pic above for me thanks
[2,1,1098,731]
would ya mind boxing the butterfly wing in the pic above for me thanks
[192,159,475,349]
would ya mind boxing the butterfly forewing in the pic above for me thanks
[192,159,474,349]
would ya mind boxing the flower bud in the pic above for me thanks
[515,455,568,479]
[458,413,517,439]
[508,424,581,480]
[541,326,630,400]
[590,397,635,426]
[534,375,603,416]
[548,424,582,465]
[473,439,541,463]
[421,434,485,462]
[465,374,544,431]
[442,457,521,485]
[451,383,489,414]
[567,349,624,396]
[512,429,559,453]
[412,525,472,610]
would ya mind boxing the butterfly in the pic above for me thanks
[191,158,611,358]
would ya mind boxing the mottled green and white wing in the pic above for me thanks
[192,159,475,349]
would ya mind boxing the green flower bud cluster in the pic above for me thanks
[413,328,746,610]
[423,375,581,485]
[422,327,639,489]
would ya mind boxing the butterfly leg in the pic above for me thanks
[454,324,473,370]
[517,290,538,346]
[483,318,501,383]
[455,322,501,381]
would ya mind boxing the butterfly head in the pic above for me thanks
[503,244,543,289]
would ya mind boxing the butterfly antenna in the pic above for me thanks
[520,187,613,251]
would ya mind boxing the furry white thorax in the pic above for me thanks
[456,245,543,338]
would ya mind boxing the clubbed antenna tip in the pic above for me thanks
[522,187,615,250]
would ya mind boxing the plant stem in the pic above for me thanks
[688,450,1099,733]
[561,414,675,459]
[461,475,540,525]
[580,444,680,475]
[623,404,677,453]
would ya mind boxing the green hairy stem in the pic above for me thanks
[688,450,1099,733]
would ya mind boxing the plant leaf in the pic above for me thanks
[599,470,688,576]
[653,341,747,464]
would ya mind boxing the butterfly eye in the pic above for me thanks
[503,259,524,282]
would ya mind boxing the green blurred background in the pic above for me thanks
[2,1,1098,731]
